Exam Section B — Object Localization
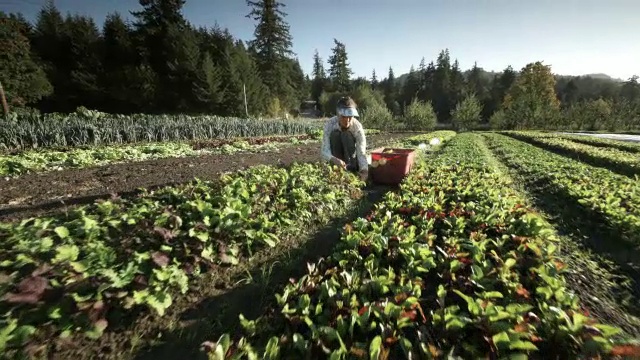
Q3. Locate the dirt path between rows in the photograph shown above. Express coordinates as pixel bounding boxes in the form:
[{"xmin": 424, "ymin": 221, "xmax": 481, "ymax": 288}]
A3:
[{"xmin": 0, "ymin": 134, "xmax": 409, "ymax": 221}]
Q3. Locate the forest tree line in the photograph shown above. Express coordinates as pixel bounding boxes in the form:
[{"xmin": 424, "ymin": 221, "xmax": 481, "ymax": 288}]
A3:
[{"xmin": 1, "ymin": 0, "xmax": 640, "ymax": 131}]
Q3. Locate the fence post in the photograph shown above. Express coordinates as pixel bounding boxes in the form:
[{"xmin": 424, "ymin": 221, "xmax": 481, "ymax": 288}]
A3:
[{"xmin": 0, "ymin": 81, "xmax": 8, "ymax": 118}]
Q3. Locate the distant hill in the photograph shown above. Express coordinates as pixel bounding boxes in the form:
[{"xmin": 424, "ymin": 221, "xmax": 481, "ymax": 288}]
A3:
[
  {"xmin": 582, "ymin": 73, "xmax": 616, "ymax": 80},
  {"xmin": 395, "ymin": 69, "xmax": 624, "ymax": 86},
  {"xmin": 555, "ymin": 73, "xmax": 624, "ymax": 82},
  {"xmin": 395, "ymin": 68, "xmax": 499, "ymax": 86}
]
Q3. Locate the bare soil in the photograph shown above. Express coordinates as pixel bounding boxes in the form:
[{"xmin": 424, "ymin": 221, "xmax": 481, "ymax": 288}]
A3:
[{"xmin": 0, "ymin": 133, "xmax": 409, "ymax": 221}]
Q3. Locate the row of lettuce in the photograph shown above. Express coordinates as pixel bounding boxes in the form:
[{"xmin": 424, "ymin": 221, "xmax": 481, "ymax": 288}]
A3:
[
  {"xmin": 0, "ymin": 135, "xmax": 311, "ymax": 177},
  {"xmin": 485, "ymin": 133, "xmax": 640, "ymax": 252},
  {"xmin": 0, "ymin": 130, "xmax": 444, "ymax": 357},
  {"xmin": 0, "ymin": 162, "xmax": 367, "ymax": 355},
  {"xmin": 0, "ymin": 130, "xmax": 385, "ymax": 178},
  {"xmin": 502, "ymin": 131, "xmax": 640, "ymax": 178},
  {"xmin": 200, "ymin": 133, "xmax": 637, "ymax": 359},
  {"xmin": 553, "ymin": 133, "xmax": 640, "ymax": 154}
]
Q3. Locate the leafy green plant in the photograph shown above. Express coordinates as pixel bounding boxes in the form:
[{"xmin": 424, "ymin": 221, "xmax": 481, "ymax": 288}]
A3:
[
  {"xmin": 0, "ymin": 161, "xmax": 365, "ymax": 355},
  {"xmin": 503, "ymin": 131, "xmax": 640, "ymax": 176},
  {"xmin": 484, "ymin": 132, "xmax": 640, "ymax": 249},
  {"xmin": 0, "ymin": 112, "xmax": 322, "ymax": 152},
  {"xmin": 0, "ymin": 135, "xmax": 315, "ymax": 177},
  {"xmin": 200, "ymin": 133, "xmax": 637, "ymax": 359}
]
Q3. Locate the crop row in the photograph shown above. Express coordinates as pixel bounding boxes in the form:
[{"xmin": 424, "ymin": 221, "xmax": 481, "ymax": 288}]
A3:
[
  {"xmin": 483, "ymin": 133, "xmax": 640, "ymax": 250},
  {"xmin": 405, "ymin": 131, "xmax": 457, "ymax": 147},
  {"xmin": 503, "ymin": 131, "xmax": 640, "ymax": 177},
  {"xmin": 201, "ymin": 133, "xmax": 635, "ymax": 359},
  {"xmin": 0, "ymin": 135, "xmax": 314, "ymax": 177},
  {"xmin": 0, "ymin": 161, "xmax": 365, "ymax": 356},
  {"xmin": 0, "ymin": 110, "xmax": 322, "ymax": 152},
  {"xmin": 555, "ymin": 134, "xmax": 640, "ymax": 154}
]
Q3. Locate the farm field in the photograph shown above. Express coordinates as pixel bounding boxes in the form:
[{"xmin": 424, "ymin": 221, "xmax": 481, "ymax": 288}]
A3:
[
  {"xmin": 0, "ymin": 135, "xmax": 316, "ymax": 177},
  {"xmin": 560, "ymin": 132, "xmax": 640, "ymax": 144},
  {"xmin": 0, "ymin": 132, "xmax": 401, "ymax": 222},
  {"xmin": 1, "ymin": 128, "xmax": 640, "ymax": 359}
]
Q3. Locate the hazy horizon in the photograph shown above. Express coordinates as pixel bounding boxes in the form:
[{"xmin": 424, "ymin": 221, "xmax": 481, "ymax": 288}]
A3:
[{"xmin": 2, "ymin": 0, "xmax": 638, "ymax": 81}]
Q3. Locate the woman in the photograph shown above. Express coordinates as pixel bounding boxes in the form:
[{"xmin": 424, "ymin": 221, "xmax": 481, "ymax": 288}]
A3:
[{"xmin": 320, "ymin": 96, "xmax": 369, "ymax": 181}]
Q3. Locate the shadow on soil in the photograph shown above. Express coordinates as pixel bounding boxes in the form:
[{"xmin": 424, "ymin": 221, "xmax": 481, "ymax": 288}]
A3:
[
  {"xmin": 570, "ymin": 138, "xmax": 640, "ymax": 154},
  {"xmin": 505, "ymin": 134, "xmax": 640, "ymax": 179},
  {"xmin": 0, "ymin": 191, "xmax": 139, "ymax": 221},
  {"xmin": 0, "ymin": 181, "xmax": 224, "ymax": 222},
  {"xmin": 482, "ymin": 136, "xmax": 640, "ymax": 337},
  {"xmin": 512, "ymin": 175, "xmax": 640, "ymax": 305},
  {"xmin": 132, "ymin": 184, "xmax": 394, "ymax": 360}
]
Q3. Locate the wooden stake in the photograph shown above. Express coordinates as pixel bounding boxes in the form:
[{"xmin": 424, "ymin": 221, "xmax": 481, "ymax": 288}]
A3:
[
  {"xmin": 243, "ymin": 83, "xmax": 249, "ymax": 117},
  {"xmin": 0, "ymin": 81, "xmax": 8, "ymax": 118}
]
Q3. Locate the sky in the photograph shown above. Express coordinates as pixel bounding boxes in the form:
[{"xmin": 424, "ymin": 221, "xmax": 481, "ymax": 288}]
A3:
[{"xmin": 2, "ymin": 0, "xmax": 639, "ymax": 81}]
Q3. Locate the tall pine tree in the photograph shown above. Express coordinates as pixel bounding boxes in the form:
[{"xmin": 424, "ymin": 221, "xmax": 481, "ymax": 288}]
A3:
[
  {"xmin": 131, "ymin": 0, "xmax": 200, "ymax": 112},
  {"xmin": 383, "ymin": 67, "xmax": 400, "ymax": 115},
  {"xmin": 486, "ymin": 65, "xmax": 516, "ymax": 117},
  {"xmin": 401, "ymin": 65, "xmax": 421, "ymax": 111},
  {"xmin": 371, "ymin": 69, "xmax": 378, "ymax": 90},
  {"xmin": 310, "ymin": 49, "xmax": 326, "ymax": 102},
  {"xmin": 64, "ymin": 14, "xmax": 103, "ymax": 110},
  {"xmin": 0, "ymin": 12, "xmax": 52, "ymax": 107},
  {"xmin": 433, "ymin": 49, "xmax": 452, "ymax": 121},
  {"xmin": 246, "ymin": 0, "xmax": 300, "ymax": 111},
  {"xmin": 327, "ymin": 39, "xmax": 352, "ymax": 93},
  {"xmin": 221, "ymin": 40, "xmax": 269, "ymax": 116}
]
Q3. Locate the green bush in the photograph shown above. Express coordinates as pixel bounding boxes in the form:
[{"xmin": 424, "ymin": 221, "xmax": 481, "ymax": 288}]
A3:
[
  {"xmin": 403, "ymin": 98, "xmax": 437, "ymax": 131},
  {"xmin": 451, "ymin": 94, "xmax": 482, "ymax": 131}
]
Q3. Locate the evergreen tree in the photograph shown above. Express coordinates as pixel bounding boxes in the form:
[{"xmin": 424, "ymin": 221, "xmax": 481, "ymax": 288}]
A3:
[
  {"xmin": 466, "ymin": 62, "xmax": 487, "ymax": 98},
  {"xmin": 451, "ymin": 94, "xmax": 482, "ymax": 131},
  {"xmin": 352, "ymin": 77, "xmax": 369, "ymax": 89},
  {"xmin": 163, "ymin": 24, "xmax": 203, "ymax": 112},
  {"xmin": 416, "ymin": 57, "xmax": 427, "ymax": 100},
  {"xmin": 401, "ymin": 65, "xmax": 421, "ymax": 111},
  {"xmin": 561, "ymin": 78, "xmax": 579, "ymax": 106},
  {"xmin": 465, "ymin": 62, "xmax": 489, "ymax": 119},
  {"xmin": 327, "ymin": 39, "xmax": 352, "ymax": 93},
  {"xmin": 287, "ymin": 57, "xmax": 307, "ymax": 105},
  {"xmin": 449, "ymin": 59, "xmax": 466, "ymax": 112},
  {"xmin": 131, "ymin": 0, "xmax": 199, "ymax": 112},
  {"xmin": 486, "ymin": 65, "xmax": 516, "ymax": 117},
  {"xmin": 420, "ymin": 61, "xmax": 436, "ymax": 103},
  {"xmin": 246, "ymin": 0, "xmax": 300, "ymax": 110},
  {"xmin": 371, "ymin": 69, "xmax": 378, "ymax": 90},
  {"xmin": 384, "ymin": 66, "xmax": 399, "ymax": 115},
  {"xmin": 64, "ymin": 14, "xmax": 103, "ymax": 110},
  {"xmin": 193, "ymin": 51, "xmax": 225, "ymax": 113},
  {"xmin": 31, "ymin": 0, "xmax": 68, "ymax": 111},
  {"xmin": 620, "ymin": 75, "xmax": 640, "ymax": 102},
  {"xmin": 221, "ymin": 40, "xmax": 269, "ymax": 116},
  {"xmin": 0, "ymin": 11, "xmax": 52, "ymax": 107},
  {"xmin": 310, "ymin": 49, "xmax": 325, "ymax": 102},
  {"xmin": 433, "ymin": 49, "xmax": 452, "ymax": 121},
  {"xmin": 101, "ymin": 12, "xmax": 148, "ymax": 113}
]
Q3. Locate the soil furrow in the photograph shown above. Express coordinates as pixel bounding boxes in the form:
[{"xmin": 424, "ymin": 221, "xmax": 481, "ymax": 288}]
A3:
[{"xmin": 0, "ymin": 134, "xmax": 408, "ymax": 221}]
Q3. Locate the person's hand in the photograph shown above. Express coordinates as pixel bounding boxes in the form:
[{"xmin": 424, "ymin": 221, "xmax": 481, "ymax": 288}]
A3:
[
  {"xmin": 330, "ymin": 157, "xmax": 346, "ymax": 169},
  {"xmin": 359, "ymin": 169, "xmax": 369, "ymax": 182}
]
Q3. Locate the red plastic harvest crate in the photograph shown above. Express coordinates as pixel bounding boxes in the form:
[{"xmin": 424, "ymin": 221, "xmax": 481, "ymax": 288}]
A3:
[{"xmin": 369, "ymin": 147, "xmax": 417, "ymax": 185}]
